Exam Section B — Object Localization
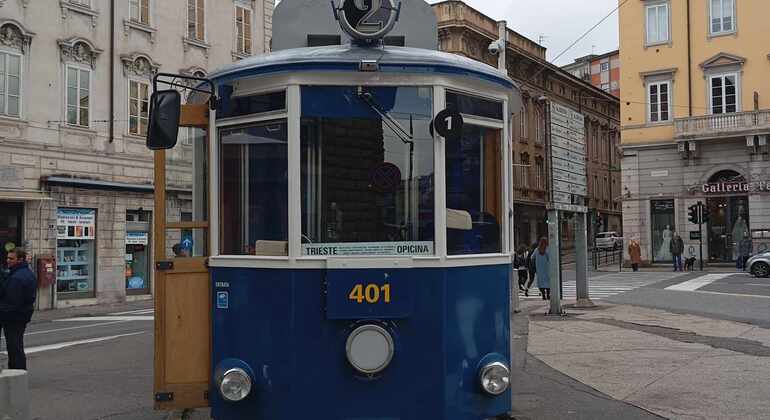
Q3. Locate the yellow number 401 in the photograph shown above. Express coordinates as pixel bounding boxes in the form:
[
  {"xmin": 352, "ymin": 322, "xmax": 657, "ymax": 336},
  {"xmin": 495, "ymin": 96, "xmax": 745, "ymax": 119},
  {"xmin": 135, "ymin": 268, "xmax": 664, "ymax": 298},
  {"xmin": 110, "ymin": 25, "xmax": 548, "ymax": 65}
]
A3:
[{"xmin": 349, "ymin": 283, "xmax": 391, "ymax": 304}]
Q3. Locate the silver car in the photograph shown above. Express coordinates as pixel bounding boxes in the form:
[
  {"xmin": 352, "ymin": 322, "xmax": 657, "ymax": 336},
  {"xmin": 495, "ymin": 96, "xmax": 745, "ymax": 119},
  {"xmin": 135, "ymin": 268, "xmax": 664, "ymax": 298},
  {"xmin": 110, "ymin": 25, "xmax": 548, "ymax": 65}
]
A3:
[{"xmin": 747, "ymin": 251, "xmax": 770, "ymax": 278}]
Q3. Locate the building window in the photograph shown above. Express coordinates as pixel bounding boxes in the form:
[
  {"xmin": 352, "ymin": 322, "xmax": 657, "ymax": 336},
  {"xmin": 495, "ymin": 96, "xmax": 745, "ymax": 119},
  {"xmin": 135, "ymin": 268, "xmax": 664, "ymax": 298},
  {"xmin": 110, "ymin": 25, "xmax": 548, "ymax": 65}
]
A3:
[
  {"xmin": 710, "ymin": 0, "xmax": 735, "ymax": 35},
  {"xmin": 69, "ymin": 0, "xmax": 91, "ymax": 6},
  {"xmin": 710, "ymin": 73, "xmax": 738, "ymax": 114},
  {"xmin": 187, "ymin": 0, "xmax": 205, "ymax": 41},
  {"xmin": 601, "ymin": 83, "xmax": 610, "ymax": 92},
  {"xmin": 600, "ymin": 62, "xmax": 610, "ymax": 72},
  {"xmin": 648, "ymin": 81, "xmax": 671, "ymax": 122},
  {"xmin": 235, "ymin": 5, "xmax": 253, "ymax": 55},
  {"xmin": 66, "ymin": 66, "xmax": 90, "ymax": 128},
  {"xmin": 129, "ymin": 0, "xmax": 150, "ymax": 25},
  {"xmin": 0, "ymin": 52, "xmax": 22, "ymax": 118},
  {"xmin": 646, "ymin": 2, "xmax": 669, "ymax": 45},
  {"xmin": 128, "ymin": 80, "xmax": 150, "ymax": 136},
  {"xmin": 535, "ymin": 156, "xmax": 545, "ymax": 190},
  {"xmin": 534, "ymin": 106, "xmax": 544, "ymax": 145},
  {"xmin": 520, "ymin": 153, "xmax": 530, "ymax": 188},
  {"xmin": 519, "ymin": 101, "xmax": 528, "ymax": 140}
]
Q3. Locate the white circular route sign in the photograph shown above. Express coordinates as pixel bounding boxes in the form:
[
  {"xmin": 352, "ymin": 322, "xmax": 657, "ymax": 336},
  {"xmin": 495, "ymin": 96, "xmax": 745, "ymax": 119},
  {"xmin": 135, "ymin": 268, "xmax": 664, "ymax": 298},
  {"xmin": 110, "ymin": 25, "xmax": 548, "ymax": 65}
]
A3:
[{"xmin": 336, "ymin": 0, "xmax": 400, "ymax": 42}]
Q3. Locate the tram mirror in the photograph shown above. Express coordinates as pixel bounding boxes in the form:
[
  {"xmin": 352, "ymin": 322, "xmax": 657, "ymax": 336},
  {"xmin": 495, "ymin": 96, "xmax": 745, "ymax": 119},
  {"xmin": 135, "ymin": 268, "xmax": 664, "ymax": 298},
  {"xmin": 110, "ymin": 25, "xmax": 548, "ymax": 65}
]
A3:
[
  {"xmin": 147, "ymin": 90, "xmax": 182, "ymax": 150},
  {"xmin": 431, "ymin": 109, "xmax": 463, "ymax": 141}
]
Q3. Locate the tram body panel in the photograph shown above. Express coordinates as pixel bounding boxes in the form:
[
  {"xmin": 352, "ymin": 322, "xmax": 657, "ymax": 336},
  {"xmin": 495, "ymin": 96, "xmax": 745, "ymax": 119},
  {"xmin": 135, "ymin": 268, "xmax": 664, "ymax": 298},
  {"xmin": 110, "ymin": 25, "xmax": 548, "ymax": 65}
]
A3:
[{"xmin": 210, "ymin": 265, "xmax": 511, "ymax": 420}]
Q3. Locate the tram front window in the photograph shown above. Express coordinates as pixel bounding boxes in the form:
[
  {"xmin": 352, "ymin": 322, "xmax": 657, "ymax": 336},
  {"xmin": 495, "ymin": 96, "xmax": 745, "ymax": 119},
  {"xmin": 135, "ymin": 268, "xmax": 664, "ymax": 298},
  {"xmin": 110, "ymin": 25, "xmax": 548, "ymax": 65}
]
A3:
[{"xmin": 300, "ymin": 86, "xmax": 435, "ymax": 257}]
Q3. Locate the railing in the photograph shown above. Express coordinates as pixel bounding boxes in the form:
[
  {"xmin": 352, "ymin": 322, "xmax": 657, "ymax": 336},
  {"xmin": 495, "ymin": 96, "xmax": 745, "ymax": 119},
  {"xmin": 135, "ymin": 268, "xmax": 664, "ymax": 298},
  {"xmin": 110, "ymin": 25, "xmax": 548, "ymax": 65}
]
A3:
[
  {"xmin": 591, "ymin": 247, "xmax": 622, "ymax": 271},
  {"xmin": 675, "ymin": 110, "xmax": 770, "ymax": 139}
]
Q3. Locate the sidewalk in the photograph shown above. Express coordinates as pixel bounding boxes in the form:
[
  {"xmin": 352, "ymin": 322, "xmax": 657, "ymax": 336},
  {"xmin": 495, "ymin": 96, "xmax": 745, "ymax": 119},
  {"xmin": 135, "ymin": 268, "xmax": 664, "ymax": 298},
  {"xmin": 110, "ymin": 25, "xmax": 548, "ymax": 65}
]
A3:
[
  {"xmin": 30, "ymin": 298, "xmax": 154, "ymax": 324},
  {"xmin": 524, "ymin": 300, "xmax": 770, "ymax": 419}
]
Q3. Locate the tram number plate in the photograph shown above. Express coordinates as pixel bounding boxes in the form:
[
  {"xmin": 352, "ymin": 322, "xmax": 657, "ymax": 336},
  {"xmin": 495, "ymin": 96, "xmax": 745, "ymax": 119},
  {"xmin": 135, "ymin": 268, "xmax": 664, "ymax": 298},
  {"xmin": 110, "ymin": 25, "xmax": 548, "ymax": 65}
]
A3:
[{"xmin": 326, "ymin": 269, "xmax": 413, "ymax": 320}]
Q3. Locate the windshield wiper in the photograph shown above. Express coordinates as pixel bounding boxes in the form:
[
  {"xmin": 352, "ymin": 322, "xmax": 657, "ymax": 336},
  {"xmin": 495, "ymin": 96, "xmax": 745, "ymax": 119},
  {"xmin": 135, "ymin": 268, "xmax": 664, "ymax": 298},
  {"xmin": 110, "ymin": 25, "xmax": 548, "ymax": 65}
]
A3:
[{"xmin": 357, "ymin": 87, "xmax": 414, "ymax": 143}]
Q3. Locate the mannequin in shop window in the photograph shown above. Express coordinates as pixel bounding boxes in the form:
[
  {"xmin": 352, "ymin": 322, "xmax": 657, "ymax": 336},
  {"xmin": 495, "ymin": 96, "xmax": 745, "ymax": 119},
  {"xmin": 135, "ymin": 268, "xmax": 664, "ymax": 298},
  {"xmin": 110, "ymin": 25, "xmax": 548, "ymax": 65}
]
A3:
[
  {"xmin": 656, "ymin": 225, "xmax": 672, "ymax": 261},
  {"xmin": 732, "ymin": 216, "xmax": 748, "ymax": 260}
]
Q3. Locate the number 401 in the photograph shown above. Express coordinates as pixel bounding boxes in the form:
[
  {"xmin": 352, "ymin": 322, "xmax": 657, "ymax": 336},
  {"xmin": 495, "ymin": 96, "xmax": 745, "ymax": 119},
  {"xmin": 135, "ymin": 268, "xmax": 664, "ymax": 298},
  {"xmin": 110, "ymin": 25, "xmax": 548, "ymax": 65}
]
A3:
[{"xmin": 349, "ymin": 283, "xmax": 391, "ymax": 304}]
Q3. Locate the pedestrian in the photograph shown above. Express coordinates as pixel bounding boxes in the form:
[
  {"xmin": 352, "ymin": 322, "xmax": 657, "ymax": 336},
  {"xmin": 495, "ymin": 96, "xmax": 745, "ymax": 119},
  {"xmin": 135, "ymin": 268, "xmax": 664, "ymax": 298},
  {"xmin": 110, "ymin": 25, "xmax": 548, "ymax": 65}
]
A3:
[
  {"xmin": 513, "ymin": 246, "xmax": 529, "ymax": 292},
  {"xmin": 628, "ymin": 237, "xmax": 642, "ymax": 272},
  {"xmin": 738, "ymin": 233, "xmax": 752, "ymax": 271},
  {"xmin": 0, "ymin": 247, "xmax": 37, "ymax": 370},
  {"xmin": 535, "ymin": 238, "xmax": 551, "ymax": 300},
  {"xmin": 670, "ymin": 233, "xmax": 684, "ymax": 272},
  {"xmin": 524, "ymin": 242, "xmax": 538, "ymax": 297},
  {"xmin": 172, "ymin": 243, "xmax": 190, "ymax": 258}
]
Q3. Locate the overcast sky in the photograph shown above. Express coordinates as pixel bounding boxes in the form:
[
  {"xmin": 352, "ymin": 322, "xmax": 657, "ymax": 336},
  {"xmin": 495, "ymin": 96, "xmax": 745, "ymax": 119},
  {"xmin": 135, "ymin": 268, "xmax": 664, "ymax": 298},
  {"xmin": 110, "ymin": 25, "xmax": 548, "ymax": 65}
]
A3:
[{"xmin": 427, "ymin": 0, "xmax": 620, "ymax": 66}]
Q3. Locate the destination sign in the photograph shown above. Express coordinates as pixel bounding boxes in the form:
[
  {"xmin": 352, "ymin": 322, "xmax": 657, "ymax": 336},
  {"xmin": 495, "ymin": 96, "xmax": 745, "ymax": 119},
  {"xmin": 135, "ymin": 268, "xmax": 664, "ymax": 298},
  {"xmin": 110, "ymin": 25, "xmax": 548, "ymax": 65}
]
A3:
[
  {"xmin": 551, "ymin": 103, "xmax": 585, "ymax": 134},
  {"xmin": 551, "ymin": 134, "xmax": 586, "ymax": 155},
  {"xmin": 553, "ymin": 168, "xmax": 587, "ymax": 186},
  {"xmin": 552, "ymin": 191, "xmax": 575, "ymax": 204},
  {"xmin": 554, "ymin": 179, "xmax": 587, "ymax": 196},
  {"xmin": 551, "ymin": 145, "xmax": 584, "ymax": 163},
  {"xmin": 551, "ymin": 124, "xmax": 585, "ymax": 144},
  {"xmin": 552, "ymin": 203, "xmax": 589, "ymax": 213},
  {"xmin": 552, "ymin": 157, "xmax": 585, "ymax": 175}
]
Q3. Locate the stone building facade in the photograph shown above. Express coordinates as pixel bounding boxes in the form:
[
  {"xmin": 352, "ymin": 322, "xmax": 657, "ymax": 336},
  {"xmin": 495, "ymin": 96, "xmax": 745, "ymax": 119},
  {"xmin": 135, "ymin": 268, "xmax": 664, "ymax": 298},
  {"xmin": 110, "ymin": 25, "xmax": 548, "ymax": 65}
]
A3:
[
  {"xmin": 0, "ymin": 0, "xmax": 273, "ymax": 309},
  {"xmin": 432, "ymin": 1, "xmax": 622, "ymax": 250}
]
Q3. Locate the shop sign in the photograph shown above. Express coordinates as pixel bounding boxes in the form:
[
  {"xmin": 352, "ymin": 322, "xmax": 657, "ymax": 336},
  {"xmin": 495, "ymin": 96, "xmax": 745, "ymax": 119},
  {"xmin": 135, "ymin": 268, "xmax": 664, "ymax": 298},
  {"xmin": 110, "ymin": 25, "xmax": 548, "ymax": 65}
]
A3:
[
  {"xmin": 701, "ymin": 181, "xmax": 770, "ymax": 194},
  {"xmin": 302, "ymin": 241, "xmax": 433, "ymax": 256},
  {"xmin": 57, "ymin": 208, "xmax": 96, "ymax": 240},
  {"xmin": 126, "ymin": 232, "xmax": 149, "ymax": 245}
]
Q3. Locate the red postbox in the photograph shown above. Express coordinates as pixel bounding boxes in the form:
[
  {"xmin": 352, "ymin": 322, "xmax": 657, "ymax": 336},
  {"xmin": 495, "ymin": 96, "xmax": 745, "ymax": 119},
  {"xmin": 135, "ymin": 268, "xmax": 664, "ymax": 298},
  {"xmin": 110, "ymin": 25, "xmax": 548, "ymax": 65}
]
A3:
[{"xmin": 36, "ymin": 255, "xmax": 56, "ymax": 288}]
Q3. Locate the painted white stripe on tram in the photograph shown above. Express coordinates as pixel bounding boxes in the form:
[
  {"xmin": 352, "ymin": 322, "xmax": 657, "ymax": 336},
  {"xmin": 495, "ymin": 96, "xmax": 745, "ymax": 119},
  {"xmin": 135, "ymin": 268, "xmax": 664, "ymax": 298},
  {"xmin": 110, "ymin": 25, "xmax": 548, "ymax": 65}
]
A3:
[
  {"xmin": 3, "ymin": 332, "xmax": 145, "ymax": 355},
  {"xmin": 665, "ymin": 273, "xmax": 733, "ymax": 291},
  {"xmin": 54, "ymin": 316, "xmax": 154, "ymax": 322}
]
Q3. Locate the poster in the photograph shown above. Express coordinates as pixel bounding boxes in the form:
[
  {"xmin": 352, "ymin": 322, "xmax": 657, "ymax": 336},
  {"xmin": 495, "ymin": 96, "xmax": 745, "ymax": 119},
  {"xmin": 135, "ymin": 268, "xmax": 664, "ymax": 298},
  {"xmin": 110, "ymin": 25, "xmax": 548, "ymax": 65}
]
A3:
[
  {"xmin": 57, "ymin": 209, "xmax": 96, "ymax": 240},
  {"xmin": 126, "ymin": 232, "xmax": 149, "ymax": 245}
]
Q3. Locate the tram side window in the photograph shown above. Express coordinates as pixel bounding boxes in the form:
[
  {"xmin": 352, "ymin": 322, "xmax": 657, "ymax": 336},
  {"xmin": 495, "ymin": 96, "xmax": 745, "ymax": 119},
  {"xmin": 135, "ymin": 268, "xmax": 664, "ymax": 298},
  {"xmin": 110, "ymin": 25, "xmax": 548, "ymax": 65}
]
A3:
[
  {"xmin": 220, "ymin": 121, "xmax": 289, "ymax": 255},
  {"xmin": 300, "ymin": 86, "xmax": 435, "ymax": 257},
  {"xmin": 445, "ymin": 91, "xmax": 503, "ymax": 255},
  {"xmin": 217, "ymin": 84, "xmax": 286, "ymax": 119}
]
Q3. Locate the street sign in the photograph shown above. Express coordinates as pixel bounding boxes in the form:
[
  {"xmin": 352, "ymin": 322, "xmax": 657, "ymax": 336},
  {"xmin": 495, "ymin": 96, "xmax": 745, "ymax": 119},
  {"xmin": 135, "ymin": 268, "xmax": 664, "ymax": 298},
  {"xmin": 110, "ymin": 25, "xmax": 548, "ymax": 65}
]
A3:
[
  {"xmin": 690, "ymin": 231, "xmax": 702, "ymax": 240},
  {"xmin": 549, "ymin": 102, "xmax": 586, "ymax": 213}
]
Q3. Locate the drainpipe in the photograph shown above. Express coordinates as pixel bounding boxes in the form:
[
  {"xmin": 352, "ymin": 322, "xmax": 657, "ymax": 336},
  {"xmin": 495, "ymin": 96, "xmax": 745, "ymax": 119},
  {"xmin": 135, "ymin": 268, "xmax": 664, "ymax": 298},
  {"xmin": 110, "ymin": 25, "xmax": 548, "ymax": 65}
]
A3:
[
  {"xmin": 686, "ymin": 0, "xmax": 693, "ymax": 117},
  {"xmin": 109, "ymin": 0, "xmax": 115, "ymax": 142}
]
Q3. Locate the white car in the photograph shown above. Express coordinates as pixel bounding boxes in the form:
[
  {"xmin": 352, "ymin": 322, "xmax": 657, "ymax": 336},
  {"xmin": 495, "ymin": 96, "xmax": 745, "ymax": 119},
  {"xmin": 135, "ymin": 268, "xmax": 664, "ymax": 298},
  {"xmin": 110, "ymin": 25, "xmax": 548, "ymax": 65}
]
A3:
[{"xmin": 595, "ymin": 232, "xmax": 623, "ymax": 250}]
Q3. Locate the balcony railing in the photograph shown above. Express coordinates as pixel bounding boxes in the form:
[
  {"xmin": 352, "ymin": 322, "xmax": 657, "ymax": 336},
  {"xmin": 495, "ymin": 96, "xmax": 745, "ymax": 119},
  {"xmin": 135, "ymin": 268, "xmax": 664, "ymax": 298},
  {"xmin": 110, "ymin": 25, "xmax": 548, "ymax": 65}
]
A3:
[
  {"xmin": 513, "ymin": 166, "xmax": 546, "ymax": 192},
  {"xmin": 675, "ymin": 110, "xmax": 770, "ymax": 140}
]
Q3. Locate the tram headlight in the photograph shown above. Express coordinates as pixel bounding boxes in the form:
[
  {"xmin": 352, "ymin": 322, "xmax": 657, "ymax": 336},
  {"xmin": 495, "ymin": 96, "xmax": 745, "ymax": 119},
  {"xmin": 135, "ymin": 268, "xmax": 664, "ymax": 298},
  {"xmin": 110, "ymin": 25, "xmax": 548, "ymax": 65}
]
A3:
[
  {"xmin": 478, "ymin": 361, "xmax": 510, "ymax": 396},
  {"xmin": 345, "ymin": 324, "xmax": 395, "ymax": 375},
  {"xmin": 217, "ymin": 368, "xmax": 252, "ymax": 402}
]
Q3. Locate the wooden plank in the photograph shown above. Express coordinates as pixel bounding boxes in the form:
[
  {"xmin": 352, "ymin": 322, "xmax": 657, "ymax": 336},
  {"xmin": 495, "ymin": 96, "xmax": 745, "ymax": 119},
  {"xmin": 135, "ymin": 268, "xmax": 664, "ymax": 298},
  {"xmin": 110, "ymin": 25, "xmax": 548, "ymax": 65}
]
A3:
[{"xmin": 179, "ymin": 104, "xmax": 209, "ymax": 128}]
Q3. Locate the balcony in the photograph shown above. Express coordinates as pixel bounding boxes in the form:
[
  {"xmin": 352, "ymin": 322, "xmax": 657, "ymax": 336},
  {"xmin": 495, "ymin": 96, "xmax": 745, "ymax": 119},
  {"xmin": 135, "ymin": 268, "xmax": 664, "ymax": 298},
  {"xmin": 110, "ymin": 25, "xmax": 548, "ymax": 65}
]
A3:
[{"xmin": 675, "ymin": 110, "xmax": 770, "ymax": 141}]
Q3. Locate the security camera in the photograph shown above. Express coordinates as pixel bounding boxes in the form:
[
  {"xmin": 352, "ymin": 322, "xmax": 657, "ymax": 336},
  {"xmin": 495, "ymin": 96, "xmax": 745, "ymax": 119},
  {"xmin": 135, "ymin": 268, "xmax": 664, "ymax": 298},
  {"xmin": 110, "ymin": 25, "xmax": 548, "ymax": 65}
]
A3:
[{"xmin": 488, "ymin": 40, "xmax": 502, "ymax": 55}]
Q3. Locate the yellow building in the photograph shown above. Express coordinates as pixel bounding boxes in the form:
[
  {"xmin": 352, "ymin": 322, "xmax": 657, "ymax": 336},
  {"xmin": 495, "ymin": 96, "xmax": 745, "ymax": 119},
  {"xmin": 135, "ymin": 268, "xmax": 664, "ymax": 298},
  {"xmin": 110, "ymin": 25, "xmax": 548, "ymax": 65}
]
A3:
[{"xmin": 619, "ymin": 0, "xmax": 770, "ymax": 266}]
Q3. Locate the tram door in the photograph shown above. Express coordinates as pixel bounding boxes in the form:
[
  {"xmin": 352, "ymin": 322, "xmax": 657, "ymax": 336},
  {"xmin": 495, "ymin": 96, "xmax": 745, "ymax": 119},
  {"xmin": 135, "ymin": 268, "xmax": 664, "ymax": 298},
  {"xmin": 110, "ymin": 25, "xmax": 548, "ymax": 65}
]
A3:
[{"xmin": 152, "ymin": 103, "xmax": 211, "ymax": 410}]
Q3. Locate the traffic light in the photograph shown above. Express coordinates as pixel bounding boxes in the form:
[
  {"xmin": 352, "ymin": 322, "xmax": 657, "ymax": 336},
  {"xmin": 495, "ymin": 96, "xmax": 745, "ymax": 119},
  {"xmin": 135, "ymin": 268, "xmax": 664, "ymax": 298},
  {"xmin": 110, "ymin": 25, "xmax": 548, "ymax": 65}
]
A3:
[
  {"xmin": 688, "ymin": 204, "xmax": 699, "ymax": 224},
  {"xmin": 700, "ymin": 204, "xmax": 710, "ymax": 224}
]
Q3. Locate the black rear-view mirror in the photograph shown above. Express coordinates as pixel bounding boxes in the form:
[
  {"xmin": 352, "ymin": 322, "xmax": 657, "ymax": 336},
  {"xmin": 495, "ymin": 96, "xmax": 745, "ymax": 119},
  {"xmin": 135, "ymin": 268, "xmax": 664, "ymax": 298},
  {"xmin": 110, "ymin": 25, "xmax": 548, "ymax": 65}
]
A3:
[{"xmin": 147, "ymin": 90, "xmax": 181, "ymax": 150}]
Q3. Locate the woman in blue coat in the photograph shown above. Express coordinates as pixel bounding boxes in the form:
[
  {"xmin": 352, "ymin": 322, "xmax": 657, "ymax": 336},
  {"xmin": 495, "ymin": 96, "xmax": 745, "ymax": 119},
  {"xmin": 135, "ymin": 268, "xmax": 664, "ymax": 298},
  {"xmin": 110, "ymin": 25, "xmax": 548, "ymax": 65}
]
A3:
[{"xmin": 534, "ymin": 238, "xmax": 551, "ymax": 300}]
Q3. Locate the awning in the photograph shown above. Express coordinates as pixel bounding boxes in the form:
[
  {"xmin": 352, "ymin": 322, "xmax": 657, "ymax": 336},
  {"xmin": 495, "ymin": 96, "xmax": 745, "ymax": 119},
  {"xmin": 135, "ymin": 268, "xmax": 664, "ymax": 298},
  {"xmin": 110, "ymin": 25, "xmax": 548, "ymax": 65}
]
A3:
[
  {"xmin": 0, "ymin": 190, "xmax": 51, "ymax": 201},
  {"xmin": 41, "ymin": 176, "xmax": 191, "ymax": 194}
]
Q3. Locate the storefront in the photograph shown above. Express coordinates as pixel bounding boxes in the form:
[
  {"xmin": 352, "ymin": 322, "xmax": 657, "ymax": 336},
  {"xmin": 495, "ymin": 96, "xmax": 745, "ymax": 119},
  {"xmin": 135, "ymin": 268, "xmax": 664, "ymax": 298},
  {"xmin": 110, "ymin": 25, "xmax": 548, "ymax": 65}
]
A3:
[
  {"xmin": 56, "ymin": 208, "xmax": 97, "ymax": 298},
  {"xmin": 125, "ymin": 210, "xmax": 152, "ymax": 295},
  {"xmin": 650, "ymin": 200, "xmax": 676, "ymax": 263}
]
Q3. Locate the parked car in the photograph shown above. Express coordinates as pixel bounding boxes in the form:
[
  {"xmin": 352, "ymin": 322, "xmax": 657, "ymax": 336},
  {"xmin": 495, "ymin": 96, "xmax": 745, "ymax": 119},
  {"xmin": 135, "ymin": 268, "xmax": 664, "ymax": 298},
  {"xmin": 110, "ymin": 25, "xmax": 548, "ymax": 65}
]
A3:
[
  {"xmin": 747, "ymin": 251, "xmax": 770, "ymax": 278},
  {"xmin": 595, "ymin": 231, "xmax": 623, "ymax": 250}
]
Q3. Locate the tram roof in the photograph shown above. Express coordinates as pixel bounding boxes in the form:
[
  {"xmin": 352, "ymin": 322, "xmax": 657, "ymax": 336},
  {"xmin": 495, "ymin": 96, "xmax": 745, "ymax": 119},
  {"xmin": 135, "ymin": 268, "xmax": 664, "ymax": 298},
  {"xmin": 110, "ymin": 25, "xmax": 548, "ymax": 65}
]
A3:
[{"xmin": 208, "ymin": 45, "xmax": 516, "ymax": 90}]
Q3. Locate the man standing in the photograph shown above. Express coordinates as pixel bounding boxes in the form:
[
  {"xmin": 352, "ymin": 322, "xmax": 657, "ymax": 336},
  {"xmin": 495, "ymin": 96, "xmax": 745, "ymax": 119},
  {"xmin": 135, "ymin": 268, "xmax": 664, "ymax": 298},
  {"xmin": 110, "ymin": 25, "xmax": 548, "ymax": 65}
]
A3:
[
  {"xmin": 670, "ymin": 233, "xmax": 685, "ymax": 272},
  {"xmin": 0, "ymin": 248, "xmax": 37, "ymax": 370}
]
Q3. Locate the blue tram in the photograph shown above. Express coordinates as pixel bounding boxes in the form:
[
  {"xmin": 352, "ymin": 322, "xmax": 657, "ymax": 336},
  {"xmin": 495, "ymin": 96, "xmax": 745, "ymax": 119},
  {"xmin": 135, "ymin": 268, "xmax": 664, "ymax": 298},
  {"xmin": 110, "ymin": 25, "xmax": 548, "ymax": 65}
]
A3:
[{"xmin": 147, "ymin": 1, "xmax": 521, "ymax": 419}]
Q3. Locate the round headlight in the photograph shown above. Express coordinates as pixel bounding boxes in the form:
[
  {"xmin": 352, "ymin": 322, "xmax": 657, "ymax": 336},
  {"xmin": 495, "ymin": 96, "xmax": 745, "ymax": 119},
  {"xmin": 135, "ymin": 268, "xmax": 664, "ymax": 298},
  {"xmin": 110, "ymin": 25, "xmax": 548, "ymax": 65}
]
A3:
[
  {"xmin": 345, "ymin": 324, "xmax": 395, "ymax": 374},
  {"xmin": 478, "ymin": 361, "xmax": 510, "ymax": 396},
  {"xmin": 218, "ymin": 368, "xmax": 252, "ymax": 402}
]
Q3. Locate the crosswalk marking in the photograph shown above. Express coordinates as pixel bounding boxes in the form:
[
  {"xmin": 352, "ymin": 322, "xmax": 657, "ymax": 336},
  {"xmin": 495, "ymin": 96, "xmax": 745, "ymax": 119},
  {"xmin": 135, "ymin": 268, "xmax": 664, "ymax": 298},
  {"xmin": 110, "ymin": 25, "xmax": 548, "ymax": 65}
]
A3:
[
  {"xmin": 664, "ymin": 273, "xmax": 734, "ymax": 291},
  {"xmin": 519, "ymin": 272, "xmax": 687, "ymax": 300}
]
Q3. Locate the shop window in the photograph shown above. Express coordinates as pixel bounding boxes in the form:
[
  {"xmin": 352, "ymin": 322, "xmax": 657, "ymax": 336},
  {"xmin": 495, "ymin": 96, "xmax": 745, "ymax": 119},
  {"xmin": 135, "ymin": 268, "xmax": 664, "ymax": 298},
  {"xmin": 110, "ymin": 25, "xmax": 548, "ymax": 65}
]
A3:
[
  {"xmin": 220, "ymin": 120, "xmax": 288, "ymax": 255},
  {"xmin": 56, "ymin": 208, "xmax": 96, "ymax": 297},
  {"xmin": 650, "ymin": 200, "xmax": 675, "ymax": 263},
  {"xmin": 0, "ymin": 203, "xmax": 23, "ymax": 275},
  {"xmin": 125, "ymin": 209, "xmax": 151, "ymax": 295},
  {"xmin": 300, "ymin": 86, "xmax": 435, "ymax": 256}
]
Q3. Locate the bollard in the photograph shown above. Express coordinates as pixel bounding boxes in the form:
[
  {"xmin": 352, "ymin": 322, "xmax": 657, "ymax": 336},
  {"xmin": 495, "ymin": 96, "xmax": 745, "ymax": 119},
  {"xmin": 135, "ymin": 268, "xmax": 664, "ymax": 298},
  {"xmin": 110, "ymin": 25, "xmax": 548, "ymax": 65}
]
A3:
[{"xmin": 0, "ymin": 369, "xmax": 29, "ymax": 420}]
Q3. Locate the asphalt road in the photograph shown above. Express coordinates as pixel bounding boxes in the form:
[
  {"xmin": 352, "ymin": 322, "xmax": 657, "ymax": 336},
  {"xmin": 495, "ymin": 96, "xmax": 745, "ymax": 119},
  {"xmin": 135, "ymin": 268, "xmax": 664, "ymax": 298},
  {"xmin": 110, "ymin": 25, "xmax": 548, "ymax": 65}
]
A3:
[
  {"xmin": 608, "ymin": 271, "xmax": 770, "ymax": 327},
  {"xmin": 1, "ymin": 308, "xmax": 165, "ymax": 420}
]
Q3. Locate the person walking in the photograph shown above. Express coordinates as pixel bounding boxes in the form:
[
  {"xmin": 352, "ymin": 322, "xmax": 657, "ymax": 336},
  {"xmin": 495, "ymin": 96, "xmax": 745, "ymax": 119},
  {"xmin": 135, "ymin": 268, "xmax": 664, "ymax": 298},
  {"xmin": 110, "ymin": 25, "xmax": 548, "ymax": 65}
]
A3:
[
  {"xmin": 535, "ymin": 238, "xmax": 551, "ymax": 300},
  {"xmin": 524, "ymin": 242, "xmax": 538, "ymax": 297},
  {"xmin": 670, "ymin": 233, "xmax": 684, "ymax": 272},
  {"xmin": 0, "ymin": 247, "xmax": 37, "ymax": 370},
  {"xmin": 513, "ymin": 246, "xmax": 529, "ymax": 292},
  {"xmin": 628, "ymin": 238, "xmax": 642, "ymax": 272}
]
